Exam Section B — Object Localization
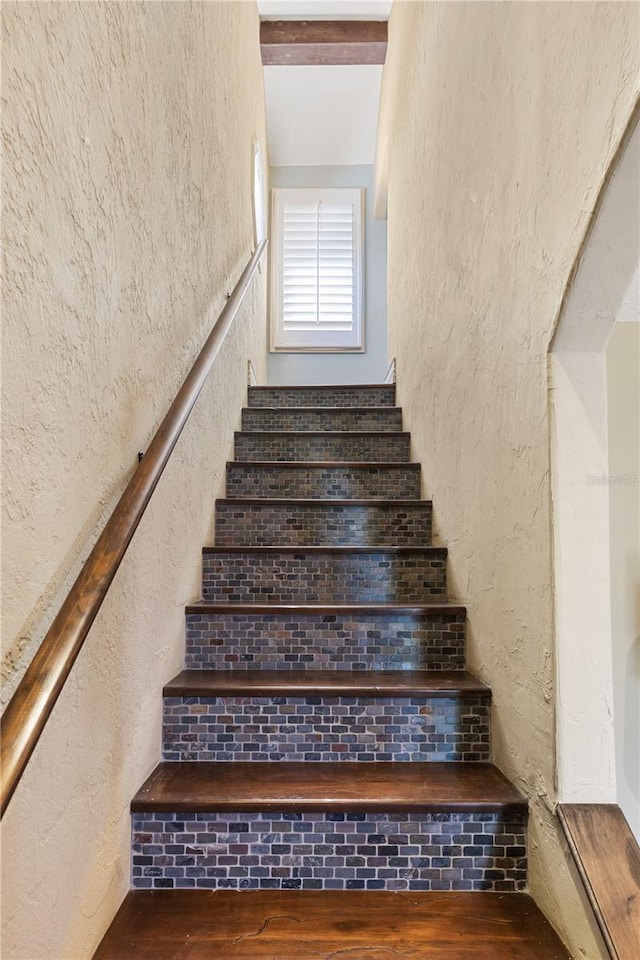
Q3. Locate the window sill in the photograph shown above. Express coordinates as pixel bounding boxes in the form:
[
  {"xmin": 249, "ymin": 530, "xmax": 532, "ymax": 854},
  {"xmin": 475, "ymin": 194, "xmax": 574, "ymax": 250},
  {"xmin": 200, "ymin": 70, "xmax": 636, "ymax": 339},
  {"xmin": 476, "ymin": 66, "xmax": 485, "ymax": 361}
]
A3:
[{"xmin": 270, "ymin": 345, "xmax": 365, "ymax": 354}]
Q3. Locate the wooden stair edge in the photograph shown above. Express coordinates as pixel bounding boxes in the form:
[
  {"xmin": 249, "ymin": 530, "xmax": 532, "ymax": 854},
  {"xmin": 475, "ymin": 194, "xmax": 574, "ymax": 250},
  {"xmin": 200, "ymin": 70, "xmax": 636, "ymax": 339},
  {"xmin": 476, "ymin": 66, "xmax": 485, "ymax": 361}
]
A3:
[
  {"xmin": 185, "ymin": 601, "xmax": 467, "ymax": 615},
  {"xmin": 557, "ymin": 803, "xmax": 640, "ymax": 960},
  {"xmin": 242, "ymin": 405, "xmax": 403, "ymax": 413},
  {"xmin": 163, "ymin": 668, "xmax": 491, "ymax": 698},
  {"xmin": 235, "ymin": 430, "xmax": 411, "ymax": 437},
  {"xmin": 214, "ymin": 497, "xmax": 432, "ymax": 506},
  {"xmin": 131, "ymin": 761, "xmax": 527, "ymax": 815},
  {"xmin": 227, "ymin": 459, "xmax": 421, "ymax": 468},
  {"xmin": 248, "ymin": 383, "xmax": 395, "ymax": 391},
  {"xmin": 202, "ymin": 544, "xmax": 446, "ymax": 555}
]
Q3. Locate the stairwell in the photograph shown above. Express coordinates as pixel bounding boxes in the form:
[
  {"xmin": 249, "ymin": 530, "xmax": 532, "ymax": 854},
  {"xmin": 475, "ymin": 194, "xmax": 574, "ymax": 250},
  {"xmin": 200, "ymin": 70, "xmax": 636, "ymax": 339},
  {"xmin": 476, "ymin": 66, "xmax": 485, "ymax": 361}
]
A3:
[{"xmin": 95, "ymin": 383, "xmax": 570, "ymax": 958}]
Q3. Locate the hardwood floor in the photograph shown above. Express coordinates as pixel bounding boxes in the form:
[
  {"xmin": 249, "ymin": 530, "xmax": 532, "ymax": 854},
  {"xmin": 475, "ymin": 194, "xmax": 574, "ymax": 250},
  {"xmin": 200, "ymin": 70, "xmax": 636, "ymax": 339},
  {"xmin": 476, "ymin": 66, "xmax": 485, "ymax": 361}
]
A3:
[{"xmin": 93, "ymin": 890, "xmax": 572, "ymax": 959}]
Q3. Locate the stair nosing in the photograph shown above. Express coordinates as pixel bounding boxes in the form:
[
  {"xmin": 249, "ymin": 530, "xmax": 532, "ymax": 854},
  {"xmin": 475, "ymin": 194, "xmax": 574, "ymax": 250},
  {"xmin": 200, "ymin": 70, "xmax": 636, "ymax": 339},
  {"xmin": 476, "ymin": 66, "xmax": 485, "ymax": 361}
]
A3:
[
  {"xmin": 248, "ymin": 384, "xmax": 394, "ymax": 391},
  {"xmin": 164, "ymin": 668, "xmax": 490, "ymax": 698},
  {"xmin": 186, "ymin": 601, "xmax": 466, "ymax": 615},
  {"xmin": 227, "ymin": 460, "xmax": 421, "ymax": 469},
  {"xmin": 215, "ymin": 497, "xmax": 431, "ymax": 506},
  {"xmin": 235, "ymin": 430, "xmax": 411, "ymax": 438},
  {"xmin": 242, "ymin": 406, "xmax": 403, "ymax": 414},
  {"xmin": 202, "ymin": 545, "xmax": 446, "ymax": 555},
  {"xmin": 131, "ymin": 761, "xmax": 526, "ymax": 815}
]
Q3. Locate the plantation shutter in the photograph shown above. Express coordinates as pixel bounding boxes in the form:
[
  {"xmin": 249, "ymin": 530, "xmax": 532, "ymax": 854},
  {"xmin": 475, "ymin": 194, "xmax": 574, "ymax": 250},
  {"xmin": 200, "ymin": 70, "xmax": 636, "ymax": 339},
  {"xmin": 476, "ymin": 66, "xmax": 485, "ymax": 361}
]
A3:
[{"xmin": 271, "ymin": 188, "xmax": 364, "ymax": 351}]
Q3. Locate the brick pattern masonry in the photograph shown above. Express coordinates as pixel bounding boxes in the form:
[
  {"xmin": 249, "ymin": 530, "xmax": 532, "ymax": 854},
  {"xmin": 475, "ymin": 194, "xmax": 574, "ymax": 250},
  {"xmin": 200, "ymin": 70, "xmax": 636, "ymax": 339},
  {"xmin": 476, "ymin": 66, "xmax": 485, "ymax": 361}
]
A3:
[
  {"xmin": 241, "ymin": 408, "xmax": 403, "ymax": 433},
  {"xmin": 234, "ymin": 432, "xmax": 411, "ymax": 463},
  {"xmin": 132, "ymin": 811, "xmax": 527, "ymax": 892},
  {"xmin": 248, "ymin": 387, "xmax": 396, "ymax": 408},
  {"xmin": 226, "ymin": 464, "xmax": 422, "ymax": 500},
  {"xmin": 214, "ymin": 501, "xmax": 432, "ymax": 547},
  {"xmin": 185, "ymin": 611, "xmax": 467, "ymax": 671},
  {"xmin": 130, "ymin": 386, "xmax": 528, "ymax": 895},
  {"xmin": 162, "ymin": 695, "xmax": 491, "ymax": 763},
  {"xmin": 202, "ymin": 550, "xmax": 447, "ymax": 603}
]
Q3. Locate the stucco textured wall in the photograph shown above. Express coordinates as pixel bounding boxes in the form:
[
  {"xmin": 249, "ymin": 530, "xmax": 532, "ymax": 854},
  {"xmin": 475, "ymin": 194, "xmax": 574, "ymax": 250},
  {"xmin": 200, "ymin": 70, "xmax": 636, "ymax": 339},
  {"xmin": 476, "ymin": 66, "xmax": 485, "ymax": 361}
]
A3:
[
  {"xmin": 1, "ymin": 2, "xmax": 267, "ymax": 957},
  {"xmin": 380, "ymin": 1, "xmax": 639, "ymax": 956}
]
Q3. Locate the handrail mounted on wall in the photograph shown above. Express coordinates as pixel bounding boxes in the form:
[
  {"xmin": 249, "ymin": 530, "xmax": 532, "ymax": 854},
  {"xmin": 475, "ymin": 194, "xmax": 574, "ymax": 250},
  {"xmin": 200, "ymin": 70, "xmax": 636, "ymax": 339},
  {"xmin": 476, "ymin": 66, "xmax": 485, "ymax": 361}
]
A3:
[{"xmin": 0, "ymin": 240, "xmax": 267, "ymax": 817}]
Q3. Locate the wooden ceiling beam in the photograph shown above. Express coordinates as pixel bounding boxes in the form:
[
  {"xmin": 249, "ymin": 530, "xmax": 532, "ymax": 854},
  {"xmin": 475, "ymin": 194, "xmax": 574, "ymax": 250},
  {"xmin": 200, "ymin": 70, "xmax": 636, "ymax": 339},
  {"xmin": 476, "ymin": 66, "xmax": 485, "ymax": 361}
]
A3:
[{"xmin": 260, "ymin": 20, "xmax": 387, "ymax": 66}]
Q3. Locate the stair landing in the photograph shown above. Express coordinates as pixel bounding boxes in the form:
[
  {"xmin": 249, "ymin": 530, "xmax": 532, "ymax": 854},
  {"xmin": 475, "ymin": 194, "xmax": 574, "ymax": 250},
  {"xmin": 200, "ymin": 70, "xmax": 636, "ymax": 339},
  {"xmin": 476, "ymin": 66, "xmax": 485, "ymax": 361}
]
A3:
[{"xmin": 93, "ymin": 890, "xmax": 572, "ymax": 959}]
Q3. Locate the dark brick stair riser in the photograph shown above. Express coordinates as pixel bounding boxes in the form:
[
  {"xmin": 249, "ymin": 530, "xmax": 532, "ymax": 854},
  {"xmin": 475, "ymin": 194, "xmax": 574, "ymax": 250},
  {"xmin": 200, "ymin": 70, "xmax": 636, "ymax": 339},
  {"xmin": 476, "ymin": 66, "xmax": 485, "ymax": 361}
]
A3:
[
  {"xmin": 226, "ymin": 463, "xmax": 422, "ymax": 500},
  {"xmin": 202, "ymin": 550, "xmax": 447, "ymax": 603},
  {"xmin": 116, "ymin": 381, "xmax": 534, "ymax": 915},
  {"xmin": 185, "ymin": 610, "xmax": 466, "ymax": 672},
  {"xmin": 248, "ymin": 386, "xmax": 396, "ymax": 408},
  {"xmin": 235, "ymin": 432, "xmax": 411, "ymax": 463},
  {"xmin": 162, "ymin": 693, "xmax": 491, "ymax": 763},
  {"xmin": 241, "ymin": 408, "xmax": 403, "ymax": 433},
  {"xmin": 214, "ymin": 501, "xmax": 432, "ymax": 547},
  {"xmin": 131, "ymin": 810, "xmax": 527, "ymax": 892}
]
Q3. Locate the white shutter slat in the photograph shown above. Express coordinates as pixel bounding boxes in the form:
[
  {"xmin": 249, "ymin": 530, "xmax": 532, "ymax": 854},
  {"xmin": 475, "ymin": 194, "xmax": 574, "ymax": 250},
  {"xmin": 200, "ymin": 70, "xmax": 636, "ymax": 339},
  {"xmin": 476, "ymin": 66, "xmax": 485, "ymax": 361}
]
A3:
[{"xmin": 282, "ymin": 197, "xmax": 354, "ymax": 331}]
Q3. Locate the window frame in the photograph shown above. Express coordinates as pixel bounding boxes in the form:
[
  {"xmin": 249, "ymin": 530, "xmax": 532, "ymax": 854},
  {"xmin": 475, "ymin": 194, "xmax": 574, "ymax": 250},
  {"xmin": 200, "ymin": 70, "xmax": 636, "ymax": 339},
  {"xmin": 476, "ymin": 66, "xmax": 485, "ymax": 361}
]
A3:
[
  {"xmin": 270, "ymin": 186, "xmax": 365, "ymax": 353},
  {"xmin": 252, "ymin": 139, "xmax": 267, "ymax": 247}
]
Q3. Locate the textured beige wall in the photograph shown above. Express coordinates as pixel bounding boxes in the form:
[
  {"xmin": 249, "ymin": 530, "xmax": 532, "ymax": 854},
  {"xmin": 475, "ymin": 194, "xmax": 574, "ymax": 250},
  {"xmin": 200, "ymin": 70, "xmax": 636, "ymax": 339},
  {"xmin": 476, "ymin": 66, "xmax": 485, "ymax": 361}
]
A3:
[
  {"xmin": 1, "ymin": 2, "xmax": 266, "ymax": 957},
  {"xmin": 380, "ymin": 1, "xmax": 639, "ymax": 956},
  {"xmin": 607, "ymin": 320, "xmax": 640, "ymax": 837}
]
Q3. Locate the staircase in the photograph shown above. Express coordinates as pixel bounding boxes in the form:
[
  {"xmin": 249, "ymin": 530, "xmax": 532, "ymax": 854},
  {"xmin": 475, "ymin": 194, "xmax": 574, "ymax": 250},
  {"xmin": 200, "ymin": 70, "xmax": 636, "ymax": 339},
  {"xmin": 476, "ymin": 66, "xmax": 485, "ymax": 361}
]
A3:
[{"xmin": 95, "ymin": 384, "xmax": 570, "ymax": 958}]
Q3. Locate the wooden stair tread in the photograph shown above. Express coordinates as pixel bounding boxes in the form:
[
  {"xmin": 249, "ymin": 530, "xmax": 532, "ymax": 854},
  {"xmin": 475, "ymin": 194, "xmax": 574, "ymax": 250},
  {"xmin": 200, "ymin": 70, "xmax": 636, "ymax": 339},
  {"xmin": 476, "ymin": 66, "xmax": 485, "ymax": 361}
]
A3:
[
  {"xmin": 250, "ymin": 383, "xmax": 393, "ymax": 390},
  {"xmin": 558, "ymin": 804, "xmax": 640, "ymax": 960},
  {"xmin": 164, "ymin": 668, "xmax": 489, "ymax": 698},
  {"xmin": 229, "ymin": 460, "xmax": 420, "ymax": 467},
  {"xmin": 186, "ymin": 600, "xmax": 466, "ymax": 615},
  {"xmin": 93, "ymin": 890, "xmax": 571, "ymax": 960},
  {"xmin": 131, "ymin": 761, "xmax": 525, "ymax": 813},
  {"xmin": 235, "ymin": 430, "xmax": 411, "ymax": 437},
  {"xmin": 202, "ymin": 544, "xmax": 446, "ymax": 555},
  {"xmin": 242, "ymin": 405, "xmax": 403, "ymax": 413},
  {"xmin": 216, "ymin": 497, "xmax": 430, "ymax": 506}
]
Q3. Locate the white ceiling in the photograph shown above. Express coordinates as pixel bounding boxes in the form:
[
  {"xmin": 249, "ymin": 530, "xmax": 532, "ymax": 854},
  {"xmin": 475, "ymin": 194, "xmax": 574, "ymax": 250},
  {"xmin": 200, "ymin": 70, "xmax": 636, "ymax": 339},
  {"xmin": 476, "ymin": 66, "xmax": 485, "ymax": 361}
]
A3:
[
  {"xmin": 259, "ymin": 1, "xmax": 391, "ymax": 167},
  {"xmin": 258, "ymin": 1, "xmax": 392, "ymax": 20},
  {"xmin": 264, "ymin": 65, "xmax": 382, "ymax": 166}
]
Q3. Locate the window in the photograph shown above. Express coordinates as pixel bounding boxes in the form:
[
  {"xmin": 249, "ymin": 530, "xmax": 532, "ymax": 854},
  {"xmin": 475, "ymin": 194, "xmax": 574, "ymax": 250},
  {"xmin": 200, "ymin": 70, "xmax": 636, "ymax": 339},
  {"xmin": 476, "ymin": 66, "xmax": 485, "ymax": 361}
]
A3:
[{"xmin": 270, "ymin": 187, "xmax": 364, "ymax": 352}]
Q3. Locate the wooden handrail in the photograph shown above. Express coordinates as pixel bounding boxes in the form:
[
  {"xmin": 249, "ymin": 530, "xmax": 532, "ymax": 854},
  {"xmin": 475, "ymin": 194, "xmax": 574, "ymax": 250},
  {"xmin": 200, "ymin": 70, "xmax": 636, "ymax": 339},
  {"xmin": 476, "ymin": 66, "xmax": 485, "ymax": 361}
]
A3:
[
  {"xmin": 0, "ymin": 240, "xmax": 267, "ymax": 817},
  {"xmin": 557, "ymin": 803, "xmax": 640, "ymax": 960}
]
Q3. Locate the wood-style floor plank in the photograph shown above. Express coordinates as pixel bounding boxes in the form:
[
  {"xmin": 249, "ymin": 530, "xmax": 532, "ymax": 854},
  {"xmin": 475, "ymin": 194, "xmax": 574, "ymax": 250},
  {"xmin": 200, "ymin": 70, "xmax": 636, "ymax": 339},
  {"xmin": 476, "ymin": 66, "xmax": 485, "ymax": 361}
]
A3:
[
  {"xmin": 131, "ymin": 761, "xmax": 526, "ymax": 814},
  {"xmin": 164, "ymin": 669, "xmax": 490, "ymax": 698},
  {"xmin": 558, "ymin": 804, "xmax": 640, "ymax": 960},
  {"xmin": 93, "ymin": 890, "xmax": 572, "ymax": 959}
]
